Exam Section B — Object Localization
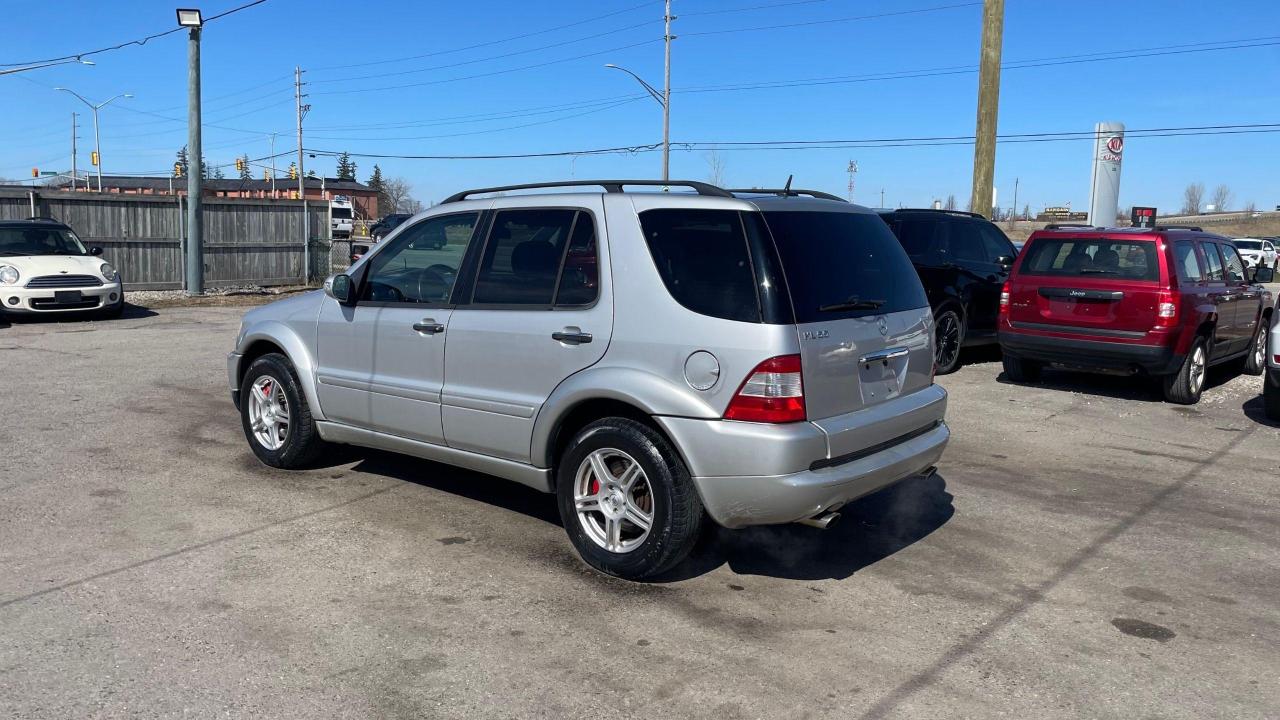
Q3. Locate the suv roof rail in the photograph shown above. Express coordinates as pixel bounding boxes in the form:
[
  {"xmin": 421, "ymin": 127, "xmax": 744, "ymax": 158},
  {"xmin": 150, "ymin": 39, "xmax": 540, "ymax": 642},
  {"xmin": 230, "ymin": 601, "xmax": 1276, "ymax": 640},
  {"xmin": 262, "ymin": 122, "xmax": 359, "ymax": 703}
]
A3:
[
  {"xmin": 727, "ymin": 188, "xmax": 847, "ymax": 202},
  {"xmin": 1154, "ymin": 224, "xmax": 1202, "ymax": 231},
  {"xmin": 1044, "ymin": 223, "xmax": 1096, "ymax": 230},
  {"xmin": 884, "ymin": 207, "xmax": 987, "ymax": 220},
  {"xmin": 441, "ymin": 179, "xmax": 733, "ymax": 203},
  {"xmin": 25, "ymin": 215, "xmax": 62, "ymax": 222}
]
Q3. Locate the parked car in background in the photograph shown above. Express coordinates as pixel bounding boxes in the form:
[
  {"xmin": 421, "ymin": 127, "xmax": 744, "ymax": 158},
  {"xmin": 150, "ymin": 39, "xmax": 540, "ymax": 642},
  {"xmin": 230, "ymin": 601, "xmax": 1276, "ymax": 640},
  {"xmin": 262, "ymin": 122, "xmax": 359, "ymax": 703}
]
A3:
[
  {"xmin": 0, "ymin": 218, "xmax": 124, "ymax": 318},
  {"xmin": 229, "ymin": 180, "xmax": 949, "ymax": 580},
  {"xmin": 369, "ymin": 212, "xmax": 413, "ymax": 240},
  {"xmin": 878, "ymin": 208, "xmax": 1018, "ymax": 373},
  {"xmin": 999, "ymin": 227, "xmax": 1274, "ymax": 404},
  {"xmin": 1232, "ymin": 237, "xmax": 1278, "ymax": 270},
  {"xmin": 1266, "ymin": 307, "xmax": 1280, "ymax": 420},
  {"xmin": 330, "ymin": 196, "xmax": 354, "ymax": 239}
]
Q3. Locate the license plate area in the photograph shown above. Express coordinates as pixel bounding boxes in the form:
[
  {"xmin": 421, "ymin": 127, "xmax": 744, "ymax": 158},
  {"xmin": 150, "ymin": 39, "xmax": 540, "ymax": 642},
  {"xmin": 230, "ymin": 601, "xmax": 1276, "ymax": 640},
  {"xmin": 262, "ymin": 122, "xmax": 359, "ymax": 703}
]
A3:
[
  {"xmin": 55, "ymin": 290, "xmax": 83, "ymax": 304},
  {"xmin": 857, "ymin": 351, "xmax": 908, "ymax": 402}
]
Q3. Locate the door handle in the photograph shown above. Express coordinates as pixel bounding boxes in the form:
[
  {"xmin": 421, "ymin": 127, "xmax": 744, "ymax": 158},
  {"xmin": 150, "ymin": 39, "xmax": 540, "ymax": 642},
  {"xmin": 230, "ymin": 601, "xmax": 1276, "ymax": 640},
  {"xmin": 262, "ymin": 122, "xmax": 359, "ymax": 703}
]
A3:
[
  {"xmin": 552, "ymin": 330, "xmax": 593, "ymax": 344},
  {"xmin": 412, "ymin": 319, "xmax": 445, "ymax": 334}
]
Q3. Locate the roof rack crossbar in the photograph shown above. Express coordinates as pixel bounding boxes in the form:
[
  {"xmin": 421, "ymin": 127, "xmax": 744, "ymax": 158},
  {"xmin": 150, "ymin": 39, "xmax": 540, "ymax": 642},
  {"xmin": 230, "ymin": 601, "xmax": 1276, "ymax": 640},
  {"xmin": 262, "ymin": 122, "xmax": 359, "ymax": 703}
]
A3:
[
  {"xmin": 885, "ymin": 207, "xmax": 986, "ymax": 219},
  {"xmin": 726, "ymin": 188, "xmax": 847, "ymax": 202},
  {"xmin": 1154, "ymin": 224, "xmax": 1202, "ymax": 231},
  {"xmin": 442, "ymin": 179, "xmax": 733, "ymax": 203},
  {"xmin": 1044, "ymin": 223, "xmax": 1096, "ymax": 230}
]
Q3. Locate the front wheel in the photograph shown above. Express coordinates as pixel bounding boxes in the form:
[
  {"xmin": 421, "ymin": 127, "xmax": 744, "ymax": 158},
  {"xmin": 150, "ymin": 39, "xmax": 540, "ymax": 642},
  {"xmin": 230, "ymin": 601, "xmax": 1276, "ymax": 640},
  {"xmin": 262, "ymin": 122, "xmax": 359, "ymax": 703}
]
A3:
[
  {"xmin": 1244, "ymin": 321, "xmax": 1269, "ymax": 376},
  {"xmin": 933, "ymin": 308, "xmax": 965, "ymax": 375},
  {"xmin": 555, "ymin": 417, "xmax": 703, "ymax": 580},
  {"xmin": 240, "ymin": 353, "xmax": 326, "ymax": 468},
  {"xmin": 1162, "ymin": 337, "xmax": 1208, "ymax": 404}
]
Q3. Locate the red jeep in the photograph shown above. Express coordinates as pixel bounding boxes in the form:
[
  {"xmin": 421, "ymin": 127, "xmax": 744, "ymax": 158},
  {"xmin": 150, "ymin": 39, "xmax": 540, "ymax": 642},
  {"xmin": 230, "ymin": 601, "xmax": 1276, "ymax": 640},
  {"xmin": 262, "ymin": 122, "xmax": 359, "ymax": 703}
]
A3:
[{"xmin": 998, "ymin": 227, "xmax": 1274, "ymax": 404}]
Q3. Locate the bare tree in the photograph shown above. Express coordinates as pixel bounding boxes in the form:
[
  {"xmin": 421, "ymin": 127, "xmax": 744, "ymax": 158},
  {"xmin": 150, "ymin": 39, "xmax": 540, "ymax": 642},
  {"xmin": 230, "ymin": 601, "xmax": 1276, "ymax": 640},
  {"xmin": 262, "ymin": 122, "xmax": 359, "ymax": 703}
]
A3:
[
  {"xmin": 705, "ymin": 150, "xmax": 727, "ymax": 187},
  {"xmin": 401, "ymin": 198, "xmax": 425, "ymax": 214},
  {"xmin": 1181, "ymin": 183, "xmax": 1205, "ymax": 215},
  {"xmin": 382, "ymin": 176, "xmax": 416, "ymax": 213},
  {"xmin": 944, "ymin": 194, "xmax": 957, "ymax": 211},
  {"xmin": 1244, "ymin": 200, "xmax": 1257, "ymax": 213},
  {"xmin": 1210, "ymin": 184, "xmax": 1231, "ymax": 213}
]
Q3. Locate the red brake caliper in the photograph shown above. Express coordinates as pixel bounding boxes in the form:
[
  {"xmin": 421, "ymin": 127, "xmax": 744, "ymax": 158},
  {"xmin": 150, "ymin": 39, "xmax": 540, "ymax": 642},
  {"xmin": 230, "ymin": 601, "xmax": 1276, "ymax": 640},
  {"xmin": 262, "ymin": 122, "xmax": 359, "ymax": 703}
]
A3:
[
  {"xmin": 261, "ymin": 381, "xmax": 272, "ymax": 398},
  {"xmin": 589, "ymin": 470, "xmax": 600, "ymax": 496}
]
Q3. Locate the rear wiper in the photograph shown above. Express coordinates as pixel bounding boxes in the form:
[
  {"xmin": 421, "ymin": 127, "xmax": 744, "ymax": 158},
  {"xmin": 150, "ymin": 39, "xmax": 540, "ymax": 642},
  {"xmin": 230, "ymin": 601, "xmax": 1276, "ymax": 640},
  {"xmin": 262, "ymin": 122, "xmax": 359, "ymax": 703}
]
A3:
[{"xmin": 818, "ymin": 296, "xmax": 886, "ymax": 312}]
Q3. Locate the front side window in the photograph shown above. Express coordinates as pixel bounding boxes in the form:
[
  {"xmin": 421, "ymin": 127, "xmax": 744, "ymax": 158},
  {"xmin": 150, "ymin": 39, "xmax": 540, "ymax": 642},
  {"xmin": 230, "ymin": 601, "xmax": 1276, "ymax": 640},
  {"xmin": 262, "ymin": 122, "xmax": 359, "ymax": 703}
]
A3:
[
  {"xmin": 1020, "ymin": 238, "xmax": 1159, "ymax": 281},
  {"xmin": 1201, "ymin": 243, "xmax": 1225, "ymax": 281},
  {"xmin": 0, "ymin": 226, "xmax": 89, "ymax": 257},
  {"xmin": 978, "ymin": 223, "xmax": 1016, "ymax": 262},
  {"xmin": 1219, "ymin": 244, "xmax": 1246, "ymax": 283},
  {"xmin": 1173, "ymin": 241, "xmax": 1204, "ymax": 282},
  {"xmin": 472, "ymin": 209, "xmax": 579, "ymax": 305},
  {"xmin": 361, "ymin": 212, "xmax": 479, "ymax": 304},
  {"xmin": 947, "ymin": 222, "xmax": 987, "ymax": 262}
]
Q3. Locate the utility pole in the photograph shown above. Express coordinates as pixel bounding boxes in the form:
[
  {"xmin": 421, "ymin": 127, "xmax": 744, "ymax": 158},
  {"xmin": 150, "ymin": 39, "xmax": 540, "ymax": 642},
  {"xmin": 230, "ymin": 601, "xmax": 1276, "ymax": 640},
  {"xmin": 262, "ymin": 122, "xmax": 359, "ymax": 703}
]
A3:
[
  {"xmin": 1010, "ymin": 176, "xmax": 1019, "ymax": 226},
  {"xmin": 70, "ymin": 113, "xmax": 78, "ymax": 191},
  {"xmin": 846, "ymin": 159, "xmax": 858, "ymax": 202},
  {"xmin": 295, "ymin": 66, "xmax": 310, "ymax": 283},
  {"xmin": 662, "ymin": 0, "xmax": 674, "ymax": 182},
  {"xmin": 184, "ymin": 13, "xmax": 204, "ymax": 296},
  {"xmin": 269, "ymin": 132, "xmax": 277, "ymax": 196},
  {"xmin": 880, "ymin": 188, "xmax": 886, "ymax": 208},
  {"xmin": 969, "ymin": 0, "xmax": 1005, "ymax": 220}
]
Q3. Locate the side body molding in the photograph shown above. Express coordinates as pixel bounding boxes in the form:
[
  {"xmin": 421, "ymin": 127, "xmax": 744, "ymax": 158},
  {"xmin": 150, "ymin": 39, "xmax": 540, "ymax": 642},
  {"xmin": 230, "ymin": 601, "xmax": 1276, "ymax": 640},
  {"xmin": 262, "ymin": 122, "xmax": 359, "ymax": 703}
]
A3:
[{"xmin": 529, "ymin": 365, "xmax": 719, "ymax": 468}]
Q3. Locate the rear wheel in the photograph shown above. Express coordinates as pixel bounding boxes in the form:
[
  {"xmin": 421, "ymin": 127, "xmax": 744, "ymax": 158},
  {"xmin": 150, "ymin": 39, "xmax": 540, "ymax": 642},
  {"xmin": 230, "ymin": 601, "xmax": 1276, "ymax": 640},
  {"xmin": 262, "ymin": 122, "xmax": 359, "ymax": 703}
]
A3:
[
  {"xmin": 1266, "ymin": 370, "xmax": 1280, "ymax": 421},
  {"xmin": 933, "ymin": 308, "xmax": 964, "ymax": 375},
  {"xmin": 240, "ymin": 353, "xmax": 326, "ymax": 468},
  {"xmin": 1244, "ymin": 320, "xmax": 1269, "ymax": 376},
  {"xmin": 555, "ymin": 417, "xmax": 703, "ymax": 580},
  {"xmin": 1001, "ymin": 352, "xmax": 1042, "ymax": 383},
  {"xmin": 1162, "ymin": 337, "xmax": 1208, "ymax": 405}
]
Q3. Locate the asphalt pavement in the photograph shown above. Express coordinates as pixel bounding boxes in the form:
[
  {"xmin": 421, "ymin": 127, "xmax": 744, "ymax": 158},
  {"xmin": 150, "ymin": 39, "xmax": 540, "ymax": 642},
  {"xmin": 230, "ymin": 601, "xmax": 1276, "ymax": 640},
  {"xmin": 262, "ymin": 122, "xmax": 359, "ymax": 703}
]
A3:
[{"xmin": 1, "ymin": 304, "xmax": 1277, "ymax": 719}]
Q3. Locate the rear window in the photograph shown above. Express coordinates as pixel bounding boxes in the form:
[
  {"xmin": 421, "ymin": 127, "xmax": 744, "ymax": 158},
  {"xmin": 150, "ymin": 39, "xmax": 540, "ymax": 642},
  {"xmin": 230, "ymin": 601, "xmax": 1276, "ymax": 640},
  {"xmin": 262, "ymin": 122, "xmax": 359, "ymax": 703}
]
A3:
[
  {"xmin": 1234, "ymin": 240, "xmax": 1261, "ymax": 250},
  {"xmin": 1020, "ymin": 237, "xmax": 1159, "ymax": 281},
  {"xmin": 762, "ymin": 210, "xmax": 928, "ymax": 323}
]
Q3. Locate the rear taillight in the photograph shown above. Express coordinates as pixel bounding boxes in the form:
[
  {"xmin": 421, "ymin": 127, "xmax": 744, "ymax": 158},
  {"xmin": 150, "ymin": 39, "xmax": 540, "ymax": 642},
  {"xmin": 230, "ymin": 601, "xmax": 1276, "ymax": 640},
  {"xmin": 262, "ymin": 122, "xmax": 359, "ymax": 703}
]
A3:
[
  {"xmin": 998, "ymin": 281, "xmax": 1011, "ymax": 316},
  {"xmin": 724, "ymin": 354, "xmax": 806, "ymax": 423},
  {"xmin": 1155, "ymin": 289, "xmax": 1178, "ymax": 329}
]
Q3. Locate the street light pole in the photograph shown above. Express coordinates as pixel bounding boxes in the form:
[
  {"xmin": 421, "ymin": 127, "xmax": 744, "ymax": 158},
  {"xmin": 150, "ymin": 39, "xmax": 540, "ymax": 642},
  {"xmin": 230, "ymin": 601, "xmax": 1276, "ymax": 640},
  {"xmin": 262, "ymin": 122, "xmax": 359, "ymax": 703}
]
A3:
[
  {"xmin": 604, "ymin": 64, "xmax": 668, "ymax": 181},
  {"xmin": 178, "ymin": 7, "xmax": 204, "ymax": 295},
  {"xmin": 54, "ymin": 88, "xmax": 132, "ymax": 192},
  {"xmin": 662, "ymin": 0, "xmax": 673, "ymax": 182}
]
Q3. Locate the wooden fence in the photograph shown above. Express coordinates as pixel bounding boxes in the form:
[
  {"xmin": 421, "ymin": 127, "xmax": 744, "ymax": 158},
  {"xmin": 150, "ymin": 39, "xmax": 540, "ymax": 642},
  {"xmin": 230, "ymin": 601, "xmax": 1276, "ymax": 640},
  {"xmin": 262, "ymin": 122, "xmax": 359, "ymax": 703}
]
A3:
[{"xmin": 0, "ymin": 188, "xmax": 330, "ymax": 290}]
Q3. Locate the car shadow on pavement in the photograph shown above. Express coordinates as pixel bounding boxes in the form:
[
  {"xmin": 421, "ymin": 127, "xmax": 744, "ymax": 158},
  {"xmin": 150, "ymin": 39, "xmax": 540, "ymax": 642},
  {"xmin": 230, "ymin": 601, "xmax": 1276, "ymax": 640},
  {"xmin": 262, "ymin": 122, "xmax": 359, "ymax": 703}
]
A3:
[
  {"xmin": 656, "ymin": 472, "xmax": 955, "ymax": 582},
  {"xmin": 0, "ymin": 303, "xmax": 157, "ymax": 326},
  {"xmin": 342, "ymin": 449, "xmax": 954, "ymax": 583},
  {"xmin": 1241, "ymin": 396, "xmax": 1280, "ymax": 427},
  {"xmin": 997, "ymin": 363, "xmax": 1240, "ymax": 402}
]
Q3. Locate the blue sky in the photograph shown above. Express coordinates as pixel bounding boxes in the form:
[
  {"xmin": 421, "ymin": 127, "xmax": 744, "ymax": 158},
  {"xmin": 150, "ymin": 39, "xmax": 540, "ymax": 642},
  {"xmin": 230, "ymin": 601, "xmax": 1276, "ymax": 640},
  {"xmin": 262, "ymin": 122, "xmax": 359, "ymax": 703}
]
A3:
[{"xmin": 2, "ymin": 0, "xmax": 1277, "ymax": 213}]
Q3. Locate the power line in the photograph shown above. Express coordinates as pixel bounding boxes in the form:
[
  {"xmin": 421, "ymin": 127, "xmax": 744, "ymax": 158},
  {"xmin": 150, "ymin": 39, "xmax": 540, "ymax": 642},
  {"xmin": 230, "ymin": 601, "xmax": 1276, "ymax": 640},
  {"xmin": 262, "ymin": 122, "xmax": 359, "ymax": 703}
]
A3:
[
  {"xmin": 0, "ymin": 0, "xmax": 269, "ymax": 67},
  {"xmin": 682, "ymin": 0, "xmax": 835, "ymax": 17},
  {"xmin": 305, "ymin": 93, "xmax": 647, "ymax": 131},
  {"xmin": 681, "ymin": 1, "xmax": 980, "ymax": 38}
]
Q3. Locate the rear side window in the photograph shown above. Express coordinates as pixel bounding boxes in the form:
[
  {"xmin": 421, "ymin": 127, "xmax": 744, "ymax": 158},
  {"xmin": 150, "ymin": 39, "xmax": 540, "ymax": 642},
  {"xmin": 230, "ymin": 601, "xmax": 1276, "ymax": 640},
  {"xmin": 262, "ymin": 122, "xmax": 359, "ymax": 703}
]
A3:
[
  {"xmin": 473, "ymin": 209, "xmax": 577, "ymax": 305},
  {"xmin": 639, "ymin": 209, "xmax": 762, "ymax": 323},
  {"xmin": 762, "ymin": 210, "xmax": 928, "ymax": 323},
  {"xmin": 1020, "ymin": 238, "xmax": 1159, "ymax": 281},
  {"xmin": 1174, "ymin": 241, "xmax": 1204, "ymax": 282},
  {"xmin": 1202, "ymin": 243, "xmax": 1225, "ymax": 281}
]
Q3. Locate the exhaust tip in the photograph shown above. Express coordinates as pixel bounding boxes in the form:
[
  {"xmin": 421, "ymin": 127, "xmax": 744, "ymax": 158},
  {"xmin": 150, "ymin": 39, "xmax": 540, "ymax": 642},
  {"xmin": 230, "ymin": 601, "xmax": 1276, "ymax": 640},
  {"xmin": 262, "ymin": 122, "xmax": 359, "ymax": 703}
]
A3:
[{"xmin": 797, "ymin": 511, "xmax": 841, "ymax": 530}]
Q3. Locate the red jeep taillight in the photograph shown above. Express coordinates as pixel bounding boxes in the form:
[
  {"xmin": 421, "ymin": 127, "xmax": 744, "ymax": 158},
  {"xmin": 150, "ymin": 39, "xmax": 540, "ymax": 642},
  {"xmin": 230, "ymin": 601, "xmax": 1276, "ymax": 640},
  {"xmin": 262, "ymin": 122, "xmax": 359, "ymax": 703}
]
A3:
[
  {"xmin": 998, "ymin": 280, "xmax": 1011, "ymax": 316},
  {"xmin": 1154, "ymin": 288, "xmax": 1178, "ymax": 329},
  {"xmin": 724, "ymin": 354, "xmax": 806, "ymax": 423}
]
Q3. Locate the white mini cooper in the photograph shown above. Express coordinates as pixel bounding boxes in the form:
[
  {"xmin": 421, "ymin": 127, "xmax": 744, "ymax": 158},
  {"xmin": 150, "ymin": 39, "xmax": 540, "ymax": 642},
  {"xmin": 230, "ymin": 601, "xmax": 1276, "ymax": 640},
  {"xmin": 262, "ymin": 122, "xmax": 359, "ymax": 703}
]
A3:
[{"xmin": 0, "ymin": 219, "xmax": 124, "ymax": 317}]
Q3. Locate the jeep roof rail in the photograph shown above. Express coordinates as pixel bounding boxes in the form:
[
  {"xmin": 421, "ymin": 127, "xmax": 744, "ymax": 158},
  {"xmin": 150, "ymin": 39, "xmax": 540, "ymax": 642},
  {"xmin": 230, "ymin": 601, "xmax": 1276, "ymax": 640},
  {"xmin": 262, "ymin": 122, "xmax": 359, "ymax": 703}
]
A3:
[
  {"xmin": 727, "ymin": 188, "xmax": 847, "ymax": 202},
  {"xmin": 1154, "ymin": 224, "xmax": 1202, "ymax": 231},
  {"xmin": 882, "ymin": 207, "xmax": 987, "ymax": 220},
  {"xmin": 441, "ymin": 179, "xmax": 733, "ymax": 203}
]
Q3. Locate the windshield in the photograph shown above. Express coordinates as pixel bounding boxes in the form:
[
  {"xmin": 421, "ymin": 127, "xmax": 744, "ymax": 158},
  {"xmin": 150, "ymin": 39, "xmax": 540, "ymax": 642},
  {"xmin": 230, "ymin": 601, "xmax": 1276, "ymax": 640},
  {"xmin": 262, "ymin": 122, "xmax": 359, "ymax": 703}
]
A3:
[
  {"xmin": 0, "ymin": 226, "xmax": 89, "ymax": 257},
  {"xmin": 1233, "ymin": 240, "xmax": 1261, "ymax": 250},
  {"xmin": 1021, "ymin": 237, "xmax": 1159, "ymax": 281},
  {"xmin": 332, "ymin": 208, "xmax": 353, "ymax": 219},
  {"xmin": 761, "ymin": 210, "xmax": 928, "ymax": 322}
]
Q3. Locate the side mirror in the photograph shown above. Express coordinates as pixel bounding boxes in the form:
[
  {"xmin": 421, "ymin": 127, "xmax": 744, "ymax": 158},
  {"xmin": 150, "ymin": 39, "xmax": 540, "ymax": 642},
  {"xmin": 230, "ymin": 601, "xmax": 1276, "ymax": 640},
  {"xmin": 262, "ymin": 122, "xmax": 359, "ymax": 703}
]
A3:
[
  {"xmin": 995, "ymin": 255, "xmax": 1014, "ymax": 267},
  {"xmin": 324, "ymin": 273, "xmax": 355, "ymax": 304},
  {"xmin": 89, "ymin": 246, "xmax": 103, "ymax": 256},
  {"xmin": 1252, "ymin": 265, "xmax": 1275, "ymax": 284}
]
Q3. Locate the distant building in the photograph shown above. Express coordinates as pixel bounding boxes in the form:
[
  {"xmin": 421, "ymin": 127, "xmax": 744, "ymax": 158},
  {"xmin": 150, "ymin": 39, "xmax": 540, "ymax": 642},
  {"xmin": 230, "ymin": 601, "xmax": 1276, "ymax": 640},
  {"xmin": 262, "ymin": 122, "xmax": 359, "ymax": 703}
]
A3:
[{"xmin": 45, "ymin": 175, "xmax": 379, "ymax": 220}]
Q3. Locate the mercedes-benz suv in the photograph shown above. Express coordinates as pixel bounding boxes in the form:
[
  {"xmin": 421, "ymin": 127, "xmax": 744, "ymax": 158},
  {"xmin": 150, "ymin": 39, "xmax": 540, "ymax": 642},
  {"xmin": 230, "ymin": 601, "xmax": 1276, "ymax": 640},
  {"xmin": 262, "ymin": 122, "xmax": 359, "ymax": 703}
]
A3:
[{"xmin": 227, "ymin": 181, "xmax": 950, "ymax": 579}]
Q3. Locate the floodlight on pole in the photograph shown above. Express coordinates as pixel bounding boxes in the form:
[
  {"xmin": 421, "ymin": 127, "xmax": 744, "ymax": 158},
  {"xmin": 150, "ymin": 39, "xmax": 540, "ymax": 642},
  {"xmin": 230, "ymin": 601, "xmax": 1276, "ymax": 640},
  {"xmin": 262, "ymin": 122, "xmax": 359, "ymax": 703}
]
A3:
[
  {"xmin": 176, "ymin": 8, "xmax": 203, "ymax": 27},
  {"xmin": 181, "ymin": 6, "xmax": 204, "ymax": 295}
]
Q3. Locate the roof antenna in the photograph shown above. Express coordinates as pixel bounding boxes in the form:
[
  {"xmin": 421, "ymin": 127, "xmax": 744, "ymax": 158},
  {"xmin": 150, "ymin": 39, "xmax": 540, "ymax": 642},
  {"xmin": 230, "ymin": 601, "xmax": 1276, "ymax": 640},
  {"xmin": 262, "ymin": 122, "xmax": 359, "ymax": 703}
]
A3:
[{"xmin": 782, "ymin": 174, "xmax": 793, "ymax": 196}]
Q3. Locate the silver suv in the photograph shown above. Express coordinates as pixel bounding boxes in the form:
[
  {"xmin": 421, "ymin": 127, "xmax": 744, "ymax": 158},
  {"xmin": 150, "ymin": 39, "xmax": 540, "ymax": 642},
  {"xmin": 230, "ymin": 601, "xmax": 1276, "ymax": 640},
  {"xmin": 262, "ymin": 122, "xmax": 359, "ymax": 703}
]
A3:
[{"xmin": 228, "ymin": 181, "xmax": 950, "ymax": 579}]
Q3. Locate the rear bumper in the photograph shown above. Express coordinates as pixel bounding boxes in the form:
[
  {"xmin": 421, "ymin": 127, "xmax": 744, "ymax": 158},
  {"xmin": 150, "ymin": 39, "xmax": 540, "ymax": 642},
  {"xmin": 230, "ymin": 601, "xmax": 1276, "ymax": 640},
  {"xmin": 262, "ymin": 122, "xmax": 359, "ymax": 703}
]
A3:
[{"xmin": 999, "ymin": 329, "xmax": 1181, "ymax": 375}]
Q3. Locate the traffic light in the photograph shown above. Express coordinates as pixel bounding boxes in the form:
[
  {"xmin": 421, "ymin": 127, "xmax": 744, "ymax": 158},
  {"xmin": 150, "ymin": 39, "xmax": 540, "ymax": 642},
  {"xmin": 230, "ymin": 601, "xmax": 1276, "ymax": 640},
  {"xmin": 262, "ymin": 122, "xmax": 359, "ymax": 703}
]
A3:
[
  {"xmin": 173, "ymin": 162, "xmax": 183, "ymax": 177},
  {"xmin": 31, "ymin": 168, "xmax": 38, "ymax": 178},
  {"xmin": 235, "ymin": 157, "xmax": 246, "ymax": 172},
  {"xmin": 263, "ymin": 169, "xmax": 270, "ymax": 180},
  {"xmin": 288, "ymin": 164, "xmax": 298, "ymax": 180},
  {"xmin": 90, "ymin": 151, "xmax": 99, "ymax": 167}
]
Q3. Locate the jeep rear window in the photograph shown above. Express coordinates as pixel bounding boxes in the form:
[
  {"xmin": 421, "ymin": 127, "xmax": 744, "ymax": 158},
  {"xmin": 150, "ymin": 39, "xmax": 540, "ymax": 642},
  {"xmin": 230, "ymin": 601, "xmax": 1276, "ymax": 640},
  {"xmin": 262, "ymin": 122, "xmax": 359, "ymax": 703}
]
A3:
[
  {"xmin": 1021, "ymin": 238, "xmax": 1159, "ymax": 281},
  {"xmin": 761, "ymin": 211, "xmax": 928, "ymax": 323}
]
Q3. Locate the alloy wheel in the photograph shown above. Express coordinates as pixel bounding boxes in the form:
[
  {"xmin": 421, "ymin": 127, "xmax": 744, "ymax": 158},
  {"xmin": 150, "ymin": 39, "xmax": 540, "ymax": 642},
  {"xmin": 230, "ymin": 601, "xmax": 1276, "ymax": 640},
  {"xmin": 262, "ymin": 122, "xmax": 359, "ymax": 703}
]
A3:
[
  {"xmin": 1189, "ymin": 346, "xmax": 1206, "ymax": 395},
  {"xmin": 1256, "ymin": 326, "xmax": 1268, "ymax": 368},
  {"xmin": 935, "ymin": 313, "xmax": 961, "ymax": 371},
  {"xmin": 573, "ymin": 448, "xmax": 654, "ymax": 554},
  {"xmin": 248, "ymin": 375, "xmax": 291, "ymax": 451}
]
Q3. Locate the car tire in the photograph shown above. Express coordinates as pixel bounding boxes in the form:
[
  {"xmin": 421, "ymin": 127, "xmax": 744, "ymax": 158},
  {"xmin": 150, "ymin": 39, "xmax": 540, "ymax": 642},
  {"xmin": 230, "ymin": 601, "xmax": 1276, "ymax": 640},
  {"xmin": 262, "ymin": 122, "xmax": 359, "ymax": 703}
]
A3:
[
  {"xmin": 1265, "ymin": 370, "xmax": 1280, "ymax": 421},
  {"xmin": 555, "ymin": 417, "xmax": 703, "ymax": 580},
  {"xmin": 933, "ymin": 307, "xmax": 965, "ymax": 375},
  {"xmin": 1244, "ymin": 320, "xmax": 1269, "ymax": 376},
  {"xmin": 1162, "ymin": 336, "xmax": 1209, "ymax": 405},
  {"xmin": 239, "ymin": 352, "xmax": 326, "ymax": 468},
  {"xmin": 1001, "ymin": 352, "xmax": 1042, "ymax": 383}
]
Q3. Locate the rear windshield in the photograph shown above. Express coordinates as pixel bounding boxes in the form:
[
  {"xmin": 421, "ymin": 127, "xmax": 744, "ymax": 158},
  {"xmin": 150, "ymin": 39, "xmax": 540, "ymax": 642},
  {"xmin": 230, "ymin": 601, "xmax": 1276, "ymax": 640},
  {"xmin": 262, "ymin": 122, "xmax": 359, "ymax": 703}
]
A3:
[
  {"xmin": 762, "ymin": 211, "xmax": 928, "ymax": 323},
  {"xmin": 1020, "ymin": 237, "xmax": 1159, "ymax": 281},
  {"xmin": 1233, "ymin": 240, "xmax": 1261, "ymax": 250}
]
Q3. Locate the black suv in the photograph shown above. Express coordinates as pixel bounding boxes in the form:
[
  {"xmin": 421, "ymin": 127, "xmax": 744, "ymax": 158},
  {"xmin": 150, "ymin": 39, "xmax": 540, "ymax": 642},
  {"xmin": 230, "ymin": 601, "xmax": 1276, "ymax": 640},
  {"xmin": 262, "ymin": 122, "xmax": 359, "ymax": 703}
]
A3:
[
  {"xmin": 369, "ymin": 213, "xmax": 413, "ymax": 240},
  {"xmin": 878, "ymin": 209, "xmax": 1018, "ymax": 373}
]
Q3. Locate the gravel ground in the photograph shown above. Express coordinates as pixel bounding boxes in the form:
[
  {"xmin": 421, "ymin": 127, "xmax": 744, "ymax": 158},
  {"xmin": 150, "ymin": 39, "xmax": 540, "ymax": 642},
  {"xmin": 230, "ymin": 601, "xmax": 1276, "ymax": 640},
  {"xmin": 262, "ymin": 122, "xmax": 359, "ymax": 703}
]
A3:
[{"xmin": 1, "ymin": 305, "xmax": 1278, "ymax": 719}]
